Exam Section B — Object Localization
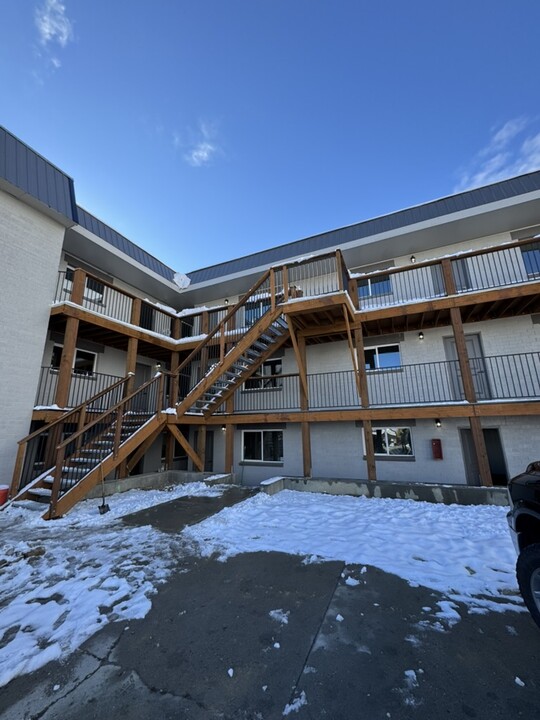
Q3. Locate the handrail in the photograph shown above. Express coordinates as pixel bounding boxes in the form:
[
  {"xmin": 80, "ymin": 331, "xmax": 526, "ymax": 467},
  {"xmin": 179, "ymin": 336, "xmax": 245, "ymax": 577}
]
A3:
[
  {"xmin": 48, "ymin": 372, "xmax": 165, "ymax": 517},
  {"xmin": 10, "ymin": 374, "xmax": 132, "ymax": 498},
  {"xmin": 54, "ymin": 373, "xmax": 162, "ymax": 452},
  {"xmin": 169, "ymin": 268, "xmax": 272, "ymax": 380}
]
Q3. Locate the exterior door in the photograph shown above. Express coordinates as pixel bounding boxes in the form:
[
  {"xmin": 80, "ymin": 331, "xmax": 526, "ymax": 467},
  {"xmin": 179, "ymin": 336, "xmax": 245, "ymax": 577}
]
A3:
[
  {"xmin": 444, "ymin": 334, "xmax": 491, "ymax": 400},
  {"xmin": 459, "ymin": 428, "xmax": 508, "ymax": 486},
  {"xmin": 133, "ymin": 363, "xmax": 151, "ymax": 411}
]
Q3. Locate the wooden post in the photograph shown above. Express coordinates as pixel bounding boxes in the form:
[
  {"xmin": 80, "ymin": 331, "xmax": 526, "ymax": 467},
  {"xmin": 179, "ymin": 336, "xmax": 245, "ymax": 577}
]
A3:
[
  {"xmin": 298, "ymin": 334, "xmax": 312, "ymax": 478},
  {"xmin": 282, "ymin": 264, "xmax": 289, "ymax": 300},
  {"xmin": 469, "ymin": 415, "xmax": 493, "ymax": 487},
  {"xmin": 197, "ymin": 425, "xmax": 207, "ymax": 470},
  {"xmin": 224, "ymin": 397, "xmax": 235, "ymax": 473},
  {"xmin": 449, "ymin": 307, "xmax": 477, "ymax": 403},
  {"xmin": 362, "ymin": 419, "xmax": 377, "ymax": 483},
  {"xmin": 55, "ymin": 269, "xmax": 85, "ymax": 408},
  {"xmin": 125, "ymin": 298, "xmax": 142, "ymax": 396},
  {"xmin": 170, "ymin": 318, "xmax": 181, "ymax": 406},
  {"xmin": 270, "ymin": 268, "xmax": 276, "ymax": 310},
  {"xmin": 165, "ymin": 432, "xmax": 175, "ymax": 470},
  {"xmin": 441, "ymin": 258, "xmax": 456, "ymax": 295}
]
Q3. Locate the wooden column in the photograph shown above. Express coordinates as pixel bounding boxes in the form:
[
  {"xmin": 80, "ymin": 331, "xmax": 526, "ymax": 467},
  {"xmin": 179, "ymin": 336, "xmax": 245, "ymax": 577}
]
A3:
[
  {"xmin": 165, "ymin": 432, "xmax": 175, "ymax": 470},
  {"xmin": 469, "ymin": 415, "xmax": 493, "ymax": 487},
  {"xmin": 55, "ymin": 269, "xmax": 85, "ymax": 408},
  {"xmin": 444, "ymin": 261, "xmax": 492, "ymax": 487},
  {"xmin": 197, "ymin": 425, "xmax": 207, "ymax": 471},
  {"xmin": 224, "ymin": 398, "xmax": 235, "ymax": 473},
  {"xmin": 125, "ymin": 298, "xmax": 141, "ymax": 396},
  {"xmin": 170, "ymin": 318, "xmax": 181, "ymax": 406},
  {"xmin": 353, "ymin": 320, "xmax": 376, "ymax": 482},
  {"xmin": 298, "ymin": 335, "xmax": 311, "ymax": 478}
]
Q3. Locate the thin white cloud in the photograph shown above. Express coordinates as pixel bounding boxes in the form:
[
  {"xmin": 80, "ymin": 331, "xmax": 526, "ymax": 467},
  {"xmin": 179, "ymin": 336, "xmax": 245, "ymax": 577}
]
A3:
[
  {"xmin": 455, "ymin": 117, "xmax": 540, "ymax": 191},
  {"xmin": 178, "ymin": 121, "xmax": 221, "ymax": 167},
  {"xmin": 35, "ymin": 0, "xmax": 73, "ymax": 48}
]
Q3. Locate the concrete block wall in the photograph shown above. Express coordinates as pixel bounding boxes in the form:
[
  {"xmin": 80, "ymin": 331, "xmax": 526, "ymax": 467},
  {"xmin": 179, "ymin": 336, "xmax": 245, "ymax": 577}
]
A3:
[{"xmin": 0, "ymin": 190, "xmax": 65, "ymax": 485}]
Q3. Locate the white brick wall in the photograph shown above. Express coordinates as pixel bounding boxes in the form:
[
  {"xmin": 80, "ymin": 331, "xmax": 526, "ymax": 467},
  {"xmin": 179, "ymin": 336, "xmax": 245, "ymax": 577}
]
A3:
[{"xmin": 0, "ymin": 190, "xmax": 65, "ymax": 485}]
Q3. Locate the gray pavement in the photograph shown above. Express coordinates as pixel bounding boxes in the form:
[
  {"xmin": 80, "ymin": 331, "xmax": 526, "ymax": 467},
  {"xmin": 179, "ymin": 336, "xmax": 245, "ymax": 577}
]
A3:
[{"xmin": 2, "ymin": 493, "xmax": 540, "ymax": 719}]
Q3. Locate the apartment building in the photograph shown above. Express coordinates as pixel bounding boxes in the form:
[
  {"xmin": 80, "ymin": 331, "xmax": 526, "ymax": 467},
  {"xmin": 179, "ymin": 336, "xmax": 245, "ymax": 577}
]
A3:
[{"xmin": 2, "ymin": 126, "xmax": 540, "ymax": 518}]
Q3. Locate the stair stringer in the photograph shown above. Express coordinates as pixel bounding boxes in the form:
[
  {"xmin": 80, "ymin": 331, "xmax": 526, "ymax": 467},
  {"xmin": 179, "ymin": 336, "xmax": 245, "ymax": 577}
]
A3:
[
  {"xmin": 44, "ymin": 413, "xmax": 165, "ymax": 519},
  {"xmin": 204, "ymin": 328, "xmax": 290, "ymax": 417},
  {"xmin": 175, "ymin": 307, "xmax": 285, "ymax": 417}
]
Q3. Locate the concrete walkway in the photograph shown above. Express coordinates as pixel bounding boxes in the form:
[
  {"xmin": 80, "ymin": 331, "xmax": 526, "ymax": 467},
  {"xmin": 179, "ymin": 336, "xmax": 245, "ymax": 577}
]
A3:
[{"xmin": 2, "ymin": 493, "xmax": 540, "ymax": 719}]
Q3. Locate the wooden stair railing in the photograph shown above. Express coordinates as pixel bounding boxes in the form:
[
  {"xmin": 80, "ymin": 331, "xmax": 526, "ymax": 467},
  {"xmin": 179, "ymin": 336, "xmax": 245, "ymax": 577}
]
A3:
[
  {"xmin": 9, "ymin": 374, "xmax": 134, "ymax": 500},
  {"xmin": 45, "ymin": 372, "xmax": 166, "ymax": 519}
]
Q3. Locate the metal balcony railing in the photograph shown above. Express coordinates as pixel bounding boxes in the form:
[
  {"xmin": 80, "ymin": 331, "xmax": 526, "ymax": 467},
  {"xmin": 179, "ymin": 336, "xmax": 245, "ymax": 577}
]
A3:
[
  {"xmin": 229, "ymin": 352, "xmax": 540, "ymax": 413},
  {"xmin": 34, "ymin": 367, "xmax": 124, "ymax": 409}
]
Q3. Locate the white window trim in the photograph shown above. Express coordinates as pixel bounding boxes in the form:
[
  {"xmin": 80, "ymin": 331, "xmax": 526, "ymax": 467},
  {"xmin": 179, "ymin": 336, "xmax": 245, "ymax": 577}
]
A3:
[
  {"xmin": 363, "ymin": 426, "xmax": 414, "ymax": 458},
  {"xmin": 365, "ymin": 343, "xmax": 401, "ymax": 371},
  {"xmin": 358, "ymin": 274, "xmax": 393, "ymax": 298},
  {"xmin": 51, "ymin": 344, "xmax": 98, "ymax": 376},
  {"xmin": 241, "ymin": 429, "xmax": 283, "ymax": 463}
]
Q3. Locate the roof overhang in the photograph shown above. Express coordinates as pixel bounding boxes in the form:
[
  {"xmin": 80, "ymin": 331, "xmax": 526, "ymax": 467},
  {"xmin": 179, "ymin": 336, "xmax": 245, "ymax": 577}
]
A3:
[{"xmin": 179, "ymin": 188, "xmax": 540, "ymax": 306}]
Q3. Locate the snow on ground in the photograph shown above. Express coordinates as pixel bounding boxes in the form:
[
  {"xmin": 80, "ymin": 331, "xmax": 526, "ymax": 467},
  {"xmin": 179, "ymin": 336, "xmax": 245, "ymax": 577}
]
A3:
[
  {"xmin": 0, "ymin": 483, "xmax": 524, "ymax": 689},
  {"xmin": 0, "ymin": 482, "xmax": 225, "ymax": 688},
  {"xmin": 183, "ymin": 490, "xmax": 523, "ymax": 614}
]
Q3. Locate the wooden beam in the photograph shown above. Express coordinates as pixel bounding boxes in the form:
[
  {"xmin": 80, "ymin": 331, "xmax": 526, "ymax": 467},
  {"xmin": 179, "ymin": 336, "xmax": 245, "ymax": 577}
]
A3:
[
  {"xmin": 126, "ymin": 426, "xmax": 164, "ymax": 474},
  {"xmin": 342, "ymin": 307, "xmax": 363, "ymax": 400},
  {"xmin": 298, "ymin": 334, "xmax": 311, "ymax": 478},
  {"xmin": 353, "ymin": 322, "xmax": 371, "ymax": 409},
  {"xmin": 197, "ymin": 425, "xmax": 207, "ymax": 470},
  {"xmin": 225, "ymin": 397, "xmax": 235, "ymax": 473},
  {"xmin": 55, "ymin": 316, "xmax": 79, "ymax": 408},
  {"xmin": 469, "ymin": 416, "xmax": 493, "ymax": 487},
  {"xmin": 168, "ymin": 425, "xmax": 204, "ymax": 472},
  {"xmin": 362, "ymin": 419, "xmax": 377, "ymax": 482},
  {"xmin": 286, "ymin": 317, "xmax": 309, "ymax": 400},
  {"xmin": 449, "ymin": 307, "xmax": 477, "ymax": 403}
]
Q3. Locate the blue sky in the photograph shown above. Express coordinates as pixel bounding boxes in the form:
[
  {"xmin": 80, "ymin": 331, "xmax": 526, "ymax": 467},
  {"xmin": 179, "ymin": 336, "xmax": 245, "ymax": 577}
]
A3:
[{"xmin": 2, "ymin": 1, "xmax": 540, "ymax": 274}]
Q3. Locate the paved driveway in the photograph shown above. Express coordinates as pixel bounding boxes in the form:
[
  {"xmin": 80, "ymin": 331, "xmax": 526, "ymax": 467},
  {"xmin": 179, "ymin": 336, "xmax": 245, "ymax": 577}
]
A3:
[{"xmin": 2, "ymin": 493, "xmax": 540, "ymax": 719}]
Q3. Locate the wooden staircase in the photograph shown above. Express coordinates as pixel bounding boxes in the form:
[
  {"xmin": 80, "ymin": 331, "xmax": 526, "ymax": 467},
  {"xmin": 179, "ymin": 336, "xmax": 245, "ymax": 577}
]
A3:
[{"xmin": 7, "ymin": 252, "xmax": 351, "ymax": 518}]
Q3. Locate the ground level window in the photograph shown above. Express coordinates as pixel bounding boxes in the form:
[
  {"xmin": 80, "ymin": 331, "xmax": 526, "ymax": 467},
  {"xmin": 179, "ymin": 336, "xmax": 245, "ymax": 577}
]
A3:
[
  {"xmin": 371, "ymin": 427, "xmax": 413, "ymax": 456},
  {"xmin": 242, "ymin": 430, "xmax": 283, "ymax": 462},
  {"xmin": 365, "ymin": 344, "xmax": 401, "ymax": 370}
]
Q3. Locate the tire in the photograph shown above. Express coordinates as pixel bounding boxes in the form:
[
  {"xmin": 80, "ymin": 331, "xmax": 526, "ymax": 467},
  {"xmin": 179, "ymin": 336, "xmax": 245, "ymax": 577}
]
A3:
[{"xmin": 516, "ymin": 543, "xmax": 540, "ymax": 630}]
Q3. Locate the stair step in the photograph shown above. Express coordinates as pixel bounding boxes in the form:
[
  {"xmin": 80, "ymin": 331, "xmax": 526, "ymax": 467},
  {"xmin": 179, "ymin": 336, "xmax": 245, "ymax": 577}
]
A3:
[
  {"xmin": 11, "ymin": 499, "xmax": 46, "ymax": 512},
  {"xmin": 28, "ymin": 487, "xmax": 52, "ymax": 498}
]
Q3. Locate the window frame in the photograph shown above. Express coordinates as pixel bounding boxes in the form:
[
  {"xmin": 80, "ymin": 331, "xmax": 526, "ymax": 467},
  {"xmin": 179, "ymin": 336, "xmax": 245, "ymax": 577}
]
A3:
[
  {"xmin": 241, "ymin": 429, "xmax": 284, "ymax": 464},
  {"xmin": 50, "ymin": 344, "xmax": 98, "ymax": 377},
  {"xmin": 521, "ymin": 243, "xmax": 540, "ymax": 280},
  {"xmin": 244, "ymin": 358, "xmax": 283, "ymax": 391},
  {"xmin": 358, "ymin": 274, "xmax": 392, "ymax": 299},
  {"xmin": 364, "ymin": 426, "xmax": 414, "ymax": 458},
  {"xmin": 364, "ymin": 343, "xmax": 401, "ymax": 371}
]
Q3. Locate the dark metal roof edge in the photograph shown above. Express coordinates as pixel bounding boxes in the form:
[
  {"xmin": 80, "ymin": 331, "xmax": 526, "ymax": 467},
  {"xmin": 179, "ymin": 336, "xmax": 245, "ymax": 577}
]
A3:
[
  {"xmin": 0, "ymin": 125, "xmax": 75, "ymax": 182},
  {"xmin": 186, "ymin": 170, "xmax": 540, "ymax": 283},
  {"xmin": 75, "ymin": 205, "xmax": 176, "ymax": 282}
]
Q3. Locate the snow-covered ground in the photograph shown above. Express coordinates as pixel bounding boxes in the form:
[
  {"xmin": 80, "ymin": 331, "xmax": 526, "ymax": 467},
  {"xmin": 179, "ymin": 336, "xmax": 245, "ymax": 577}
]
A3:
[
  {"xmin": 0, "ymin": 481, "xmax": 225, "ymax": 688},
  {"xmin": 183, "ymin": 490, "xmax": 522, "ymax": 614},
  {"xmin": 0, "ymin": 483, "xmax": 522, "ymax": 690}
]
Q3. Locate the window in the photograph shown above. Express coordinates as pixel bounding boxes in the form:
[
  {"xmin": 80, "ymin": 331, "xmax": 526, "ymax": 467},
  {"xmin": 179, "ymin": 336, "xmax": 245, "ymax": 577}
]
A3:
[
  {"xmin": 371, "ymin": 427, "xmax": 413, "ymax": 456},
  {"xmin": 245, "ymin": 359, "xmax": 282, "ymax": 390},
  {"xmin": 365, "ymin": 344, "xmax": 401, "ymax": 370},
  {"xmin": 245, "ymin": 297, "xmax": 271, "ymax": 326},
  {"xmin": 358, "ymin": 274, "xmax": 392, "ymax": 299},
  {"xmin": 522, "ymin": 242, "xmax": 540, "ymax": 279},
  {"xmin": 51, "ymin": 345, "xmax": 97, "ymax": 376},
  {"xmin": 242, "ymin": 430, "xmax": 283, "ymax": 462}
]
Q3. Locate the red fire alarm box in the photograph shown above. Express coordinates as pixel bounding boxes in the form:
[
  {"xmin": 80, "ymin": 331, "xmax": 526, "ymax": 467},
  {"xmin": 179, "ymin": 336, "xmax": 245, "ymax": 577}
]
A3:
[{"xmin": 431, "ymin": 438, "xmax": 443, "ymax": 460}]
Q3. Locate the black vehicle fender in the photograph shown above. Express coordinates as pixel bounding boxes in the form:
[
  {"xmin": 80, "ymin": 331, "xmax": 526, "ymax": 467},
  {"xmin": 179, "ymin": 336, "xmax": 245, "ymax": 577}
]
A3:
[{"xmin": 512, "ymin": 503, "xmax": 540, "ymax": 550}]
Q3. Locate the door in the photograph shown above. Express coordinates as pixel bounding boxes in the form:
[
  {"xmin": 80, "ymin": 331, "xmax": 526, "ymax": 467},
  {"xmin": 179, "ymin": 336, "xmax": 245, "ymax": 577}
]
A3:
[
  {"xmin": 444, "ymin": 334, "xmax": 491, "ymax": 400},
  {"xmin": 133, "ymin": 363, "xmax": 152, "ymax": 411},
  {"xmin": 459, "ymin": 428, "xmax": 508, "ymax": 486}
]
